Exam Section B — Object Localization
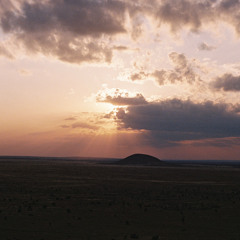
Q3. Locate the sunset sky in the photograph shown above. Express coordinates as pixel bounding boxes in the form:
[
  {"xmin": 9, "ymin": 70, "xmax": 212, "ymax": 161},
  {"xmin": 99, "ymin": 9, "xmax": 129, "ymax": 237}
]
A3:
[{"xmin": 1, "ymin": 0, "xmax": 240, "ymax": 160}]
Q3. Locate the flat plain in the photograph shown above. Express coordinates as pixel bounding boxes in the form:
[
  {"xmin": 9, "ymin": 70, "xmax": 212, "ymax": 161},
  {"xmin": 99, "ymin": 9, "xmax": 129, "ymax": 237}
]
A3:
[{"xmin": 0, "ymin": 158, "xmax": 240, "ymax": 240}]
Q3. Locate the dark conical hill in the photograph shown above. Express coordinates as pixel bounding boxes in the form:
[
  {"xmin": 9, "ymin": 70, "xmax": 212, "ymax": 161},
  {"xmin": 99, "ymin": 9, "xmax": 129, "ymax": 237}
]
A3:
[{"xmin": 117, "ymin": 153, "xmax": 162, "ymax": 166}]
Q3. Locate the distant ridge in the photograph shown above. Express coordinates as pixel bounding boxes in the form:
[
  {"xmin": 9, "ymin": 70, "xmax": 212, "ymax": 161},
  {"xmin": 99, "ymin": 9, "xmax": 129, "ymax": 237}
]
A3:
[
  {"xmin": 0, "ymin": 156, "xmax": 119, "ymax": 162},
  {"xmin": 117, "ymin": 153, "xmax": 162, "ymax": 166}
]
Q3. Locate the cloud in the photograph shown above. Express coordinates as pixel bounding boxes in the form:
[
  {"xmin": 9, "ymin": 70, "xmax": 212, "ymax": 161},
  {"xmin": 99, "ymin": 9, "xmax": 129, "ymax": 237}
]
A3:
[
  {"xmin": 0, "ymin": 0, "xmax": 128, "ymax": 63},
  {"xmin": 153, "ymin": 0, "xmax": 215, "ymax": 33},
  {"xmin": 1, "ymin": 0, "xmax": 240, "ymax": 64},
  {"xmin": 218, "ymin": 0, "xmax": 240, "ymax": 34},
  {"xmin": 152, "ymin": 0, "xmax": 240, "ymax": 35},
  {"xmin": 1, "ymin": 0, "xmax": 240, "ymax": 66},
  {"xmin": 61, "ymin": 112, "xmax": 116, "ymax": 132},
  {"xmin": 198, "ymin": 42, "xmax": 216, "ymax": 51},
  {"xmin": 64, "ymin": 117, "xmax": 77, "ymax": 121},
  {"xmin": 129, "ymin": 52, "xmax": 201, "ymax": 85},
  {"xmin": 130, "ymin": 71, "xmax": 149, "ymax": 81},
  {"xmin": 115, "ymin": 98, "xmax": 240, "ymax": 147},
  {"xmin": 211, "ymin": 73, "xmax": 240, "ymax": 91},
  {"xmin": 113, "ymin": 45, "xmax": 129, "ymax": 51},
  {"xmin": 0, "ymin": 42, "xmax": 14, "ymax": 59},
  {"xmin": 96, "ymin": 88, "xmax": 148, "ymax": 106},
  {"xmin": 18, "ymin": 69, "xmax": 31, "ymax": 75},
  {"xmin": 1, "ymin": 1, "xmax": 126, "ymax": 36},
  {"xmin": 156, "ymin": 52, "xmax": 200, "ymax": 85},
  {"xmin": 131, "ymin": 14, "xmax": 144, "ymax": 40},
  {"xmin": 0, "ymin": 0, "xmax": 16, "ymax": 14},
  {"xmin": 71, "ymin": 122, "xmax": 99, "ymax": 131},
  {"xmin": 191, "ymin": 137, "xmax": 240, "ymax": 148}
]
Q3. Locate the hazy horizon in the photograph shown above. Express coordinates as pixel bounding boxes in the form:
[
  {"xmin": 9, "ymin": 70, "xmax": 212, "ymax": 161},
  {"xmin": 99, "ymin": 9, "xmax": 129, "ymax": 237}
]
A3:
[
  {"xmin": 1, "ymin": 0, "xmax": 240, "ymax": 160},
  {"xmin": 1, "ymin": 154, "xmax": 240, "ymax": 163}
]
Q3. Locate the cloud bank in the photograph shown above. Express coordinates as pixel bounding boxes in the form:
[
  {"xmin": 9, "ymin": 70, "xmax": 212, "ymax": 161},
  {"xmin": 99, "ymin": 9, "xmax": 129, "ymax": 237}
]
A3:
[
  {"xmin": 115, "ymin": 98, "xmax": 240, "ymax": 146},
  {"xmin": 1, "ymin": 0, "xmax": 240, "ymax": 63},
  {"xmin": 0, "ymin": 0, "xmax": 127, "ymax": 63}
]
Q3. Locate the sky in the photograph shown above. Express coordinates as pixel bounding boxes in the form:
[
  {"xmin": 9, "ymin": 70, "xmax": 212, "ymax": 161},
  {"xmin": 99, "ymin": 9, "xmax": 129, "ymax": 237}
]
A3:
[{"xmin": 1, "ymin": 0, "xmax": 240, "ymax": 160}]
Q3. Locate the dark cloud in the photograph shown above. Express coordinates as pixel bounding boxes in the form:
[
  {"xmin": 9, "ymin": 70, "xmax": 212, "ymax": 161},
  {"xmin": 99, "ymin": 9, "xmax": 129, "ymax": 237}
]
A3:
[
  {"xmin": 218, "ymin": 0, "xmax": 240, "ymax": 34},
  {"xmin": 211, "ymin": 73, "xmax": 240, "ymax": 91},
  {"xmin": 1, "ymin": 0, "xmax": 240, "ymax": 64},
  {"xmin": 220, "ymin": 0, "xmax": 239, "ymax": 9},
  {"xmin": 233, "ymin": 104, "xmax": 240, "ymax": 113},
  {"xmin": 191, "ymin": 137, "xmax": 240, "ymax": 148},
  {"xmin": 97, "ymin": 89, "xmax": 147, "ymax": 106},
  {"xmin": 115, "ymin": 98, "xmax": 240, "ymax": 147},
  {"xmin": 198, "ymin": 42, "xmax": 216, "ymax": 51},
  {"xmin": 153, "ymin": 0, "xmax": 215, "ymax": 33},
  {"xmin": 153, "ymin": 0, "xmax": 240, "ymax": 35},
  {"xmin": 0, "ymin": 0, "xmax": 127, "ymax": 63},
  {"xmin": 1, "ymin": 0, "xmax": 126, "ymax": 35},
  {"xmin": 138, "ymin": 0, "xmax": 240, "ymax": 36}
]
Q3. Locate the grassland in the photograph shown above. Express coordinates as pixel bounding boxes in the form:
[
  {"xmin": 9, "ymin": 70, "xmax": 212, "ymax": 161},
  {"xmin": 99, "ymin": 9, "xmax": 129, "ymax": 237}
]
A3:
[{"xmin": 0, "ymin": 158, "xmax": 240, "ymax": 240}]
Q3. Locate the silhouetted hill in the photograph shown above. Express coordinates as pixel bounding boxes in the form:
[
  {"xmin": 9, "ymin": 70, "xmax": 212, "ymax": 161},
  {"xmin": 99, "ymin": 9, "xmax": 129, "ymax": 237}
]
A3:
[{"xmin": 117, "ymin": 153, "xmax": 162, "ymax": 166}]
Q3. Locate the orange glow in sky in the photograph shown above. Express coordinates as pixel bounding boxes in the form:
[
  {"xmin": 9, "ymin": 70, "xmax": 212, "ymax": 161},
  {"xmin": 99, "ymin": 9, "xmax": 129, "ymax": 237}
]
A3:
[{"xmin": 1, "ymin": 0, "xmax": 240, "ymax": 159}]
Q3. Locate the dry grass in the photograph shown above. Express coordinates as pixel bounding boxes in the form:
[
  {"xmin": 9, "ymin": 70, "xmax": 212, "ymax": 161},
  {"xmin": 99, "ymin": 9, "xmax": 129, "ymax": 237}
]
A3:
[{"xmin": 0, "ymin": 159, "xmax": 240, "ymax": 240}]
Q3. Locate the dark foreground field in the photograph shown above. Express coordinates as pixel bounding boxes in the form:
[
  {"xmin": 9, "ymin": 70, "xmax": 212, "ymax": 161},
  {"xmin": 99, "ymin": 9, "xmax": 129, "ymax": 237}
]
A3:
[{"xmin": 0, "ymin": 159, "xmax": 240, "ymax": 240}]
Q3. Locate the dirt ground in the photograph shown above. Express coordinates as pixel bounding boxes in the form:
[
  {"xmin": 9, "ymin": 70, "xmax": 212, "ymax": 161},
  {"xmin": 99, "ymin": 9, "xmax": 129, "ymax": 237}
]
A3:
[{"xmin": 0, "ymin": 159, "xmax": 240, "ymax": 240}]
